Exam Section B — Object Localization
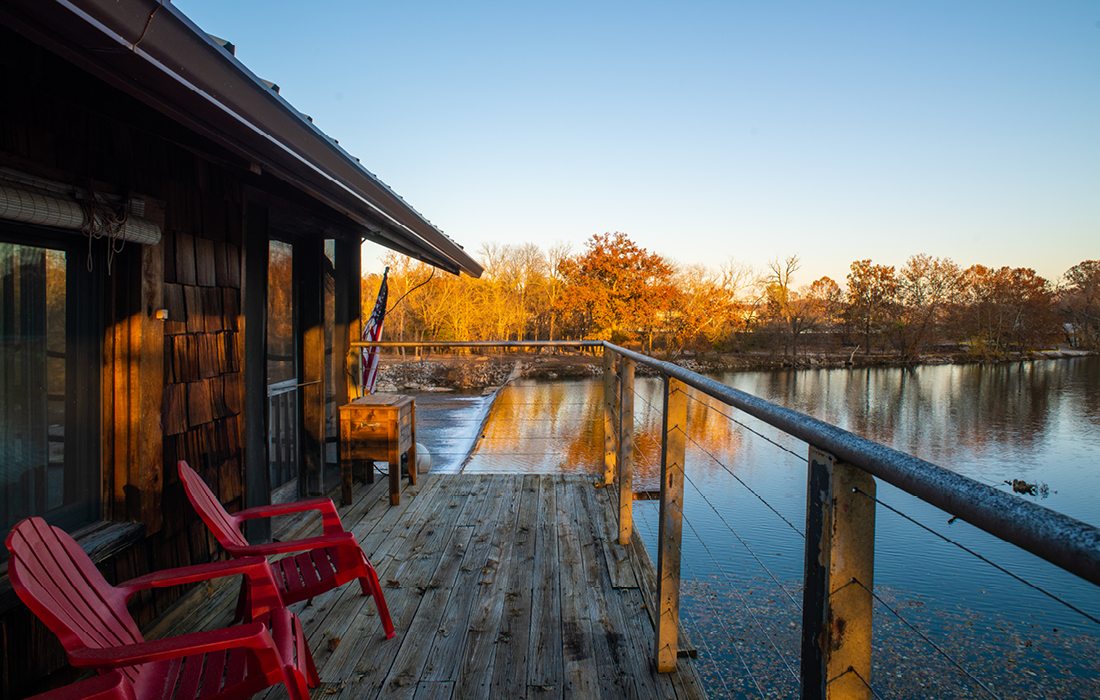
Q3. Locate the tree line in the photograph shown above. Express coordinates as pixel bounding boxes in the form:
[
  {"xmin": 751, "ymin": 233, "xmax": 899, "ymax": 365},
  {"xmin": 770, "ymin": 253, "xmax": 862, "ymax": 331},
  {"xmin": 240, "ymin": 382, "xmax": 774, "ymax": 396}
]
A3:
[{"xmin": 364, "ymin": 232, "xmax": 1100, "ymax": 358}]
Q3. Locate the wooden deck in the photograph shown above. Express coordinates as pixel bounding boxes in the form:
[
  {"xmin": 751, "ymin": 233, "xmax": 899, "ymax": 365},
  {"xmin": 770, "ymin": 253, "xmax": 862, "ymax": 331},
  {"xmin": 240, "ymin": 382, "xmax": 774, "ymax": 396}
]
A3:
[{"xmin": 149, "ymin": 473, "xmax": 705, "ymax": 699}]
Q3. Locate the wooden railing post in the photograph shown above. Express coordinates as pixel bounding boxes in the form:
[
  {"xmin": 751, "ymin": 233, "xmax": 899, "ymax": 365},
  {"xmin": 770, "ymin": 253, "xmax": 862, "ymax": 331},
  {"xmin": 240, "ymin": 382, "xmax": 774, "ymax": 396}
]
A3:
[
  {"xmin": 801, "ymin": 447, "xmax": 877, "ymax": 699},
  {"xmin": 655, "ymin": 377, "xmax": 687, "ymax": 672},
  {"xmin": 618, "ymin": 357, "xmax": 635, "ymax": 545},
  {"xmin": 602, "ymin": 348, "xmax": 619, "ymax": 485}
]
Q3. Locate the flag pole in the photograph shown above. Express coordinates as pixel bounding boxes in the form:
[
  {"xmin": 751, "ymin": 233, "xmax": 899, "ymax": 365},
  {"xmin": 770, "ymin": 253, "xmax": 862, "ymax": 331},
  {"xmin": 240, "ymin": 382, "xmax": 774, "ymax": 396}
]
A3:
[{"xmin": 360, "ymin": 267, "xmax": 390, "ymax": 396}]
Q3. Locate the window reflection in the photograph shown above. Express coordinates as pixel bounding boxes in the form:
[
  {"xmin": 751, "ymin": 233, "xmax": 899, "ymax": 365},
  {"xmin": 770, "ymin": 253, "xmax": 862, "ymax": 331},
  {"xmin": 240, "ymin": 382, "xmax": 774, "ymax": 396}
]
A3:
[{"xmin": 0, "ymin": 242, "xmax": 93, "ymax": 531}]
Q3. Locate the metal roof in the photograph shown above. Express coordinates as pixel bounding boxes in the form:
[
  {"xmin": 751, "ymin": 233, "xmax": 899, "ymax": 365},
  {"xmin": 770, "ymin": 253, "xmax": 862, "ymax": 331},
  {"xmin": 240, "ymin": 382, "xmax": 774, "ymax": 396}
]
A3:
[{"xmin": 0, "ymin": 0, "xmax": 483, "ymax": 277}]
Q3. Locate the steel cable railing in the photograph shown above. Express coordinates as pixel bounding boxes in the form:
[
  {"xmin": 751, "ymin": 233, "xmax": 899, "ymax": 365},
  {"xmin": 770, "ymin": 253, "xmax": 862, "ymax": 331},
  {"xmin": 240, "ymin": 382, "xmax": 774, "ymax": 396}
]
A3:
[
  {"xmin": 636, "ymin": 504, "xmax": 749, "ymax": 698},
  {"xmin": 638, "ymin": 380, "xmax": 1010, "ymax": 698},
  {"xmin": 600, "ymin": 342, "xmax": 1100, "ymax": 698},
  {"xmin": 856, "ymin": 488, "xmax": 1100, "ymax": 627},
  {"xmin": 357, "ymin": 340, "xmax": 1100, "ymax": 697},
  {"xmin": 630, "ymin": 384, "xmax": 804, "ymax": 693}
]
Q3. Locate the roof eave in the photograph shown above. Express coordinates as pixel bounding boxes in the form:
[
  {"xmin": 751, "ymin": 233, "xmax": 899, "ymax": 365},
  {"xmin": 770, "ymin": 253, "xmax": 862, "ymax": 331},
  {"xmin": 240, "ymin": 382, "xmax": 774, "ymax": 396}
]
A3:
[{"xmin": 0, "ymin": 0, "xmax": 483, "ymax": 277}]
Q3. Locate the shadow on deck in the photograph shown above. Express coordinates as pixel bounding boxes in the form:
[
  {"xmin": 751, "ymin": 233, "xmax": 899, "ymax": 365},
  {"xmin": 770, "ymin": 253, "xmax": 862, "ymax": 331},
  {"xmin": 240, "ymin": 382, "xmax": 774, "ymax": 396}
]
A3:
[{"xmin": 147, "ymin": 473, "xmax": 705, "ymax": 699}]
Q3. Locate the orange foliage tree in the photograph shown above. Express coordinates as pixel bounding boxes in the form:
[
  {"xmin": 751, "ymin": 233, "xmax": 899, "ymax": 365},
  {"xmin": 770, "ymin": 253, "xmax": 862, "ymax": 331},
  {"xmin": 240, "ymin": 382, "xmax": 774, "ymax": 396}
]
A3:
[
  {"xmin": 557, "ymin": 232, "xmax": 677, "ymax": 349},
  {"xmin": 844, "ymin": 259, "xmax": 898, "ymax": 353},
  {"xmin": 958, "ymin": 265, "xmax": 1056, "ymax": 352},
  {"xmin": 895, "ymin": 254, "xmax": 964, "ymax": 359},
  {"xmin": 1060, "ymin": 260, "xmax": 1100, "ymax": 348},
  {"xmin": 364, "ymin": 242, "xmax": 1075, "ymax": 357}
]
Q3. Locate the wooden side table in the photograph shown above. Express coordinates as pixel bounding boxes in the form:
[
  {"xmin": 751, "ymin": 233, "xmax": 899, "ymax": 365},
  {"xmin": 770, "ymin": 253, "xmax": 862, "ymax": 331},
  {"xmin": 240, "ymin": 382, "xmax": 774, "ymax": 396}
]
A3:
[{"xmin": 338, "ymin": 394, "xmax": 416, "ymax": 506}]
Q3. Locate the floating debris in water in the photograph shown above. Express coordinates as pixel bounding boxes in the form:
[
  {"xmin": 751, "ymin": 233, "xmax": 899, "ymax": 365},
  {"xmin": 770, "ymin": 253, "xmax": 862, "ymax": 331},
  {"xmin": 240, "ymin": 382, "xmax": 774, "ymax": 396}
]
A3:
[
  {"xmin": 1003, "ymin": 479, "xmax": 1052, "ymax": 497},
  {"xmin": 1006, "ymin": 479, "xmax": 1038, "ymax": 495}
]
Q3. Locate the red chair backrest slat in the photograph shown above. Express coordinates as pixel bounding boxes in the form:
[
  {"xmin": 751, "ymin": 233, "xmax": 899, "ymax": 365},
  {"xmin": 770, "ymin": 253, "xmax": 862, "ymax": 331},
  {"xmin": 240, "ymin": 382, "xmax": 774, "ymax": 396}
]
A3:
[
  {"xmin": 5, "ymin": 518, "xmax": 144, "ymax": 678},
  {"xmin": 178, "ymin": 460, "xmax": 249, "ymax": 551}
]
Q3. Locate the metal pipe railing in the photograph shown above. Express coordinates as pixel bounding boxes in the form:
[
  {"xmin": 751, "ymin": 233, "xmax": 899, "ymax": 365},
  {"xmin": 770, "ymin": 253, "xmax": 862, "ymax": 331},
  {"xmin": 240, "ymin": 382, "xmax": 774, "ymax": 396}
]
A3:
[
  {"xmin": 354, "ymin": 338, "xmax": 1100, "ymax": 584},
  {"xmin": 354, "ymin": 338, "xmax": 1100, "ymax": 696},
  {"xmin": 349, "ymin": 340, "xmax": 604, "ymax": 349},
  {"xmin": 604, "ymin": 342, "xmax": 1100, "ymax": 586}
]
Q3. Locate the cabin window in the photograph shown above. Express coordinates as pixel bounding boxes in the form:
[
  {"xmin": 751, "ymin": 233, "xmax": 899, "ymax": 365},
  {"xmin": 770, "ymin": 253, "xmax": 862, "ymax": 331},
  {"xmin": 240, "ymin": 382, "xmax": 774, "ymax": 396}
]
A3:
[
  {"xmin": 0, "ymin": 235, "xmax": 99, "ymax": 534},
  {"xmin": 266, "ymin": 240, "xmax": 298, "ymax": 495}
]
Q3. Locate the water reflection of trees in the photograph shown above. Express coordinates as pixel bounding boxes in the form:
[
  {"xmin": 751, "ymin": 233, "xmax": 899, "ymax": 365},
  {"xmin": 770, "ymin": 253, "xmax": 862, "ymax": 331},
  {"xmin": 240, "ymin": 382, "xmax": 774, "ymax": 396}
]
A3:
[
  {"xmin": 630, "ymin": 380, "xmax": 747, "ymax": 490},
  {"xmin": 474, "ymin": 381, "xmax": 602, "ymax": 472},
  {"xmin": 472, "ymin": 378, "xmax": 749, "ymax": 485},
  {"xmin": 469, "ymin": 359, "xmax": 1098, "ymax": 481},
  {"xmin": 721, "ymin": 361, "xmax": 1093, "ymax": 467}
]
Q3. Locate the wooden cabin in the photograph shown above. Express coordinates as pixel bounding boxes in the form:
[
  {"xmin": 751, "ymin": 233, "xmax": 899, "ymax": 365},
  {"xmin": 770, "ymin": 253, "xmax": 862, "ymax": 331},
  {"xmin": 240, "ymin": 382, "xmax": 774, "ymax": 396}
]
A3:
[{"xmin": 0, "ymin": 1, "xmax": 481, "ymax": 694}]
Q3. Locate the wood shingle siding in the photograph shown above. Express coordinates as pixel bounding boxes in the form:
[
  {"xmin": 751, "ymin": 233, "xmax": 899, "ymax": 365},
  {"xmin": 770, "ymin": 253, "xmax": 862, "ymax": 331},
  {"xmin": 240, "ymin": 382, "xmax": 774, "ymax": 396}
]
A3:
[{"xmin": 0, "ymin": 27, "xmax": 283, "ymax": 696}]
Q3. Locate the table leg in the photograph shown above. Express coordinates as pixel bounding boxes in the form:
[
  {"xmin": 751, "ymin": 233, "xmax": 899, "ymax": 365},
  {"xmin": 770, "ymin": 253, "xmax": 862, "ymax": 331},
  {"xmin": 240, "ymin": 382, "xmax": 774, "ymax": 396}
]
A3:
[
  {"xmin": 408, "ymin": 404, "xmax": 418, "ymax": 485},
  {"xmin": 340, "ymin": 445, "xmax": 352, "ymax": 506},
  {"xmin": 388, "ymin": 444, "xmax": 400, "ymax": 506}
]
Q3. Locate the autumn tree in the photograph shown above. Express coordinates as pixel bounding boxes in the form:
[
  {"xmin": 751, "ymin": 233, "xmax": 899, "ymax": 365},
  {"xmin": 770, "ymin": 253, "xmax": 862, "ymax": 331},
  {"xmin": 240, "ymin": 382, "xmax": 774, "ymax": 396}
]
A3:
[
  {"xmin": 759, "ymin": 256, "xmax": 814, "ymax": 357},
  {"xmin": 805, "ymin": 276, "xmax": 844, "ymax": 330},
  {"xmin": 844, "ymin": 260, "xmax": 898, "ymax": 353},
  {"xmin": 664, "ymin": 262, "xmax": 751, "ymax": 355},
  {"xmin": 370, "ymin": 243, "xmax": 1065, "ymax": 357},
  {"xmin": 534, "ymin": 242, "xmax": 571, "ymax": 340},
  {"xmin": 478, "ymin": 242, "xmax": 544, "ymax": 340},
  {"xmin": 958, "ymin": 265, "xmax": 1056, "ymax": 352},
  {"xmin": 895, "ymin": 254, "xmax": 963, "ymax": 359},
  {"xmin": 1060, "ymin": 260, "xmax": 1100, "ymax": 348},
  {"xmin": 558, "ymin": 232, "xmax": 677, "ymax": 348}
]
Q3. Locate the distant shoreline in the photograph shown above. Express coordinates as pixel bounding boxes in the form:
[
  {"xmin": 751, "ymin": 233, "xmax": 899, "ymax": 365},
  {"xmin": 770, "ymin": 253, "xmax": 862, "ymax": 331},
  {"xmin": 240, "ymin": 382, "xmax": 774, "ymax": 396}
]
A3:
[{"xmin": 375, "ymin": 347, "xmax": 1095, "ymax": 392}]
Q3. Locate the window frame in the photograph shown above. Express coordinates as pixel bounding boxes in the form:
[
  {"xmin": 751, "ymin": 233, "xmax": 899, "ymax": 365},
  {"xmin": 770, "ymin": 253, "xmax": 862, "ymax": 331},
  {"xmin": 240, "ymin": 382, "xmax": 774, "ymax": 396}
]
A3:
[{"xmin": 0, "ymin": 222, "xmax": 102, "ymax": 532}]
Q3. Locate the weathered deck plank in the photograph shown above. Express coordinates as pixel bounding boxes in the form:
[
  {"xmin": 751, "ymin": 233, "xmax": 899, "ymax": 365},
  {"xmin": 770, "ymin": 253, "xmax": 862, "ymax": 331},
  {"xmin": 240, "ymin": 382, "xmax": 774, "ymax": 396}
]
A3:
[
  {"xmin": 576, "ymin": 481, "xmax": 647, "ymax": 699},
  {"xmin": 377, "ymin": 524, "xmax": 475, "ymax": 697},
  {"xmin": 528, "ymin": 475, "xmax": 565, "ymax": 698},
  {"xmin": 454, "ymin": 474, "xmax": 533, "ymax": 699},
  {"xmin": 312, "ymin": 476, "xmax": 455, "ymax": 683},
  {"xmin": 558, "ymin": 479, "xmax": 599, "ymax": 698},
  {"xmin": 153, "ymin": 473, "xmax": 705, "ymax": 700},
  {"xmin": 589, "ymin": 482, "xmax": 638, "ymax": 589},
  {"xmin": 328, "ymin": 478, "xmax": 472, "ymax": 698},
  {"xmin": 489, "ymin": 474, "xmax": 539, "ymax": 699}
]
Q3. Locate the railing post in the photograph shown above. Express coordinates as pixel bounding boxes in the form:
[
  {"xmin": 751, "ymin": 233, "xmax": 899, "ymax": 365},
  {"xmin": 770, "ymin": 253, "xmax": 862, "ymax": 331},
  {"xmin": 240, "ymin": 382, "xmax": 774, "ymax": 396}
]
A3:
[
  {"xmin": 655, "ymin": 376, "xmax": 687, "ymax": 672},
  {"xmin": 800, "ymin": 447, "xmax": 876, "ymax": 699},
  {"xmin": 618, "ymin": 357, "xmax": 635, "ymax": 545},
  {"xmin": 602, "ymin": 348, "xmax": 619, "ymax": 485}
]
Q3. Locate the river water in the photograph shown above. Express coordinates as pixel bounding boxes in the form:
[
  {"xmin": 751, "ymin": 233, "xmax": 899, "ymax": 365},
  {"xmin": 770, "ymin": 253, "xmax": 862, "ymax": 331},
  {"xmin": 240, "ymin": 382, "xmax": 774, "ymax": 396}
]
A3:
[{"xmin": 462, "ymin": 356, "xmax": 1100, "ymax": 698}]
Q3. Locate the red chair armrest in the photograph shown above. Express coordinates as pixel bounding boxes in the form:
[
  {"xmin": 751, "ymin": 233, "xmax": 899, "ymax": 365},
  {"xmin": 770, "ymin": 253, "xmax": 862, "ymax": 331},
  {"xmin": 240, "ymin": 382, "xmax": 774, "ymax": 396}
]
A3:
[
  {"xmin": 234, "ymin": 498, "xmax": 346, "ymax": 535},
  {"xmin": 238, "ymin": 532, "xmax": 358, "ymax": 556},
  {"xmin": 116, "ymin": 556, "xmax": 283, "ymax": 617},
  {"xmin": 117, "ymin": 556, "xmax": 269, "ymax": 591},
  {"xmin": 68, "ymin": 623, "xmax": 277, "ymax": 668}
]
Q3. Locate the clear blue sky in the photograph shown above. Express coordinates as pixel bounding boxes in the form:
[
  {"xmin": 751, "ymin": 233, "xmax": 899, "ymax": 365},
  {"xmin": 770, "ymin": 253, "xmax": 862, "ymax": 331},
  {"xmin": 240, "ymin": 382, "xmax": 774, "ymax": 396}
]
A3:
[{"xmin": 177, "ymin": 1, "xmax": 1099, "ymax": 285}]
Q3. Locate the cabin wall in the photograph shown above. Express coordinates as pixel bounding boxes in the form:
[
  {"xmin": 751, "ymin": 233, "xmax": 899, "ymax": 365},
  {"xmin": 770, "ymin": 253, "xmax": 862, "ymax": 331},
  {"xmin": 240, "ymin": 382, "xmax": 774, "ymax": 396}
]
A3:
[{"xmin": 0, "ymin": 28, "xmax": 276, "ymax": 696}]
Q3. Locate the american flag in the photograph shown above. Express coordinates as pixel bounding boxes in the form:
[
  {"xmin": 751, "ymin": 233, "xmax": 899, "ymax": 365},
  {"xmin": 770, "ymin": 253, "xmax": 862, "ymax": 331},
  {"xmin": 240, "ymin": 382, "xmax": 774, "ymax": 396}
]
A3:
[{"xmin": 360, "ymin": 267, "xmax": 389, "ymax": 395}]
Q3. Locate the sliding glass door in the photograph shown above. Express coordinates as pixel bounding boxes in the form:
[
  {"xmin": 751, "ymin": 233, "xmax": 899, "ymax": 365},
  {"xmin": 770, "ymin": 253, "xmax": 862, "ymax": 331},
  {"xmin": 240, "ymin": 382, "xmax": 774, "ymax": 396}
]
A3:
[{"xmin": 0, "ymin": 233, "xmax": 98, "ymax": 533}]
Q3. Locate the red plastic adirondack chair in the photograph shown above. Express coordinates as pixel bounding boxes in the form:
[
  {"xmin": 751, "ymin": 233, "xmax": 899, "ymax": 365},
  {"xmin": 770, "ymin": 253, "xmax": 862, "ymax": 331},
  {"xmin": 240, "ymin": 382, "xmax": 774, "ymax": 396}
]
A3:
[
  {"xmin": 178, "ymin": 460, "xmax": 394, "ymax": 639},
  {"xmin": 6, "ymin": 517, "xmax": 319, "ymax": 700},
  {"xmin": 27, "ymin": 670, "xmax": 136, "ymax": 700}
]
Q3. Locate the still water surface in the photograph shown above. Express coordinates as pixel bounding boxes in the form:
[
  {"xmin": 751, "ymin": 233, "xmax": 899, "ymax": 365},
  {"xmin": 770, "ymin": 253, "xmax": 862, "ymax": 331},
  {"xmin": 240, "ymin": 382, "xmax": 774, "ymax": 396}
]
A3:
[{"xmin": 463, "ymin": 357, "xmax": 1100, "ymax": 698}]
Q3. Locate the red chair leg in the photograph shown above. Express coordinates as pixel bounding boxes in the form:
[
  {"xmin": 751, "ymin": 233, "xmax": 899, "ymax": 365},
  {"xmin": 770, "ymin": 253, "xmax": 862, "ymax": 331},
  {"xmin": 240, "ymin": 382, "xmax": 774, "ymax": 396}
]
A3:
[
  {"xmin": 296, "ymin": 615, "xmax": 321, "ymax": 687},
  {"xmin": 282, "ymin": 667, "xmax": 312, "ymax": 700},
  {"xmin": 358, "ymin": 560, "xmax": 394, "ymax": 639}
]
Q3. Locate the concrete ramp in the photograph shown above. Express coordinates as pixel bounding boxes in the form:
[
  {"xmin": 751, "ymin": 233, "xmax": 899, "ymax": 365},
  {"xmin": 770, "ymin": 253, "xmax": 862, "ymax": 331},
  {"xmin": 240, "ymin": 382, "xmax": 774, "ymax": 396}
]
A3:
[{"xmin": 412, "ymin": 392, "xmax": 497, "ymax": 473}]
